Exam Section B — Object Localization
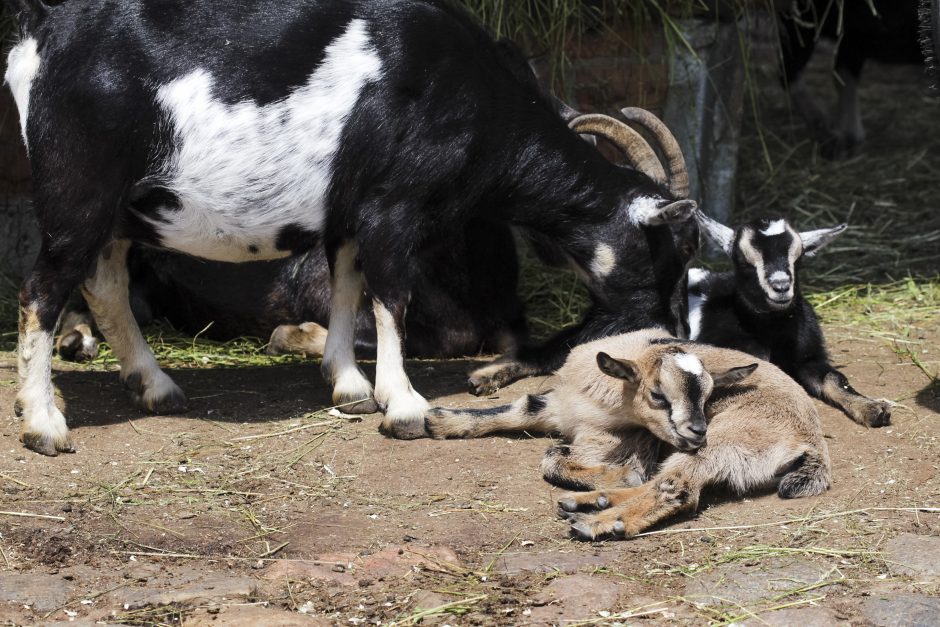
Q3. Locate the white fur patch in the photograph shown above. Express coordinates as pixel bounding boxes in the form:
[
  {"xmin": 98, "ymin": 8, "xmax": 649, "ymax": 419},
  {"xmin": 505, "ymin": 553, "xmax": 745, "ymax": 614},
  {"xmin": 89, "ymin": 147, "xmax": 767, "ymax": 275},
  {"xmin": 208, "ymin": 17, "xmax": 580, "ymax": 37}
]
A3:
[
  {"xmin": 769, "ymin": 270, "xmax": 789, "ymax": 283},
  {"xmin": 322, "ymin": 243, "xmax": 373, "ymax": 403},
  {"xmin": 687, "ymin": 291, "xmax": 706, "ymax": 341},
  {"xmin": 17, "ymin": 306, "xmax": 69, "ymax": 441},
  {"xmin": 628, "ymin": 196, "xmax": 664, "ymax": 226},
  {"xmin": 5, "ymin": 38, "xmax": 41, "ymax": 151},
  {"xmin": 674, "ymin": 353, "xmax": 703, "ymax": 375},
  {"xmin": 760, "ymin": 219, "xmax": 786, "ymax": 236},
  {"xmin": 687, "ymin": 267, "xmax": 709, "ymax": 289},
  {"xmin": 151, "ymin": 20, "xmax": 382, "ymax": 262},
  {"xmin": 590, "ymin": 243, "xmax": 616, "ymax": 278},
  {"xmin": 373, "ymin": 299, "xmax": 428, "ymax": 420}
]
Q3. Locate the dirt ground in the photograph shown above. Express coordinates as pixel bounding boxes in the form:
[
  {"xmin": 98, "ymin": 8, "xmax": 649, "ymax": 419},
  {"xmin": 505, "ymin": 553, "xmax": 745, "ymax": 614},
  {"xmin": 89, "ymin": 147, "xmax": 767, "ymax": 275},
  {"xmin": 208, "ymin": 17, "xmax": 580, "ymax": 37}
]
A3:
[
  {"xmin": 2, "ymin": 23, "xmax": 940, "ymax": 627},
  {"xmin": 0, "ymin": 316, "xmax": 937, "ymax": 625}
]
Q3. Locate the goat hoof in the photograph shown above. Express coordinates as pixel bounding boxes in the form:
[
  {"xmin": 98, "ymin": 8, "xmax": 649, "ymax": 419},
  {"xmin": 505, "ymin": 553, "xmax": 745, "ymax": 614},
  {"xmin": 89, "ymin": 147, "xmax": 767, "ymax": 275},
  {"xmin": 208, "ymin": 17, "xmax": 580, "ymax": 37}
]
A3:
[
  {"xmin": 612, "ymin": 520, "xmax": 625, "ymax": 536},
  {"xmin": 266, "ymin": 323, "xmax": 328, "ymax": 357},
  {"xmin": 861, "ymin": 400, "xmax": 892, "ymax": 428},
  {"xmin": 467, "ymin": 375, "xmax": 498, "ymax": 397},
  {"xmin": 379, "ymin": 415, "xmax": 428, "ymax": 440},
  {"xmin": 596, "ymin": 495, "xmax": 610, "ymax": 509},
  {"xmin": 56, "ymin": 329, "xmax": 99, "ymax": 363},
  {"xmin": 558, "ymin": 497, "xmax": 579, "ymax": 513},
  {"xmin": 21, "ymin": 430, "xmax": 76, "ymax": 456},
  {"xmin": 338, "ymin": 398, "xmax": 379, "ymax": 415},
  {"xmin": 569, "ymin": 520, "xmax": 596, "ymax": 541},
  {"xmin": 149, "ymin": 386, "xmax": 189, "ymax": 415},
  {"xmin": 123, "ymin": 371, "xmax": 188, "ymax": 414}
]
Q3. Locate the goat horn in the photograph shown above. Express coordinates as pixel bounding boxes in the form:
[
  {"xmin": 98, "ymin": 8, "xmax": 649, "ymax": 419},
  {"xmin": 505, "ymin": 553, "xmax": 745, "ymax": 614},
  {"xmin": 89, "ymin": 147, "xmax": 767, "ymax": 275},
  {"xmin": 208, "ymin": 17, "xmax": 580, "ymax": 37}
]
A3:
[
  {"xmin": 568, "ymin": 114, "xmax": 668, "ymax": 186},
  {"xmin": 619, "ymin": 107, "xmax": 689, "ymax": 199}
]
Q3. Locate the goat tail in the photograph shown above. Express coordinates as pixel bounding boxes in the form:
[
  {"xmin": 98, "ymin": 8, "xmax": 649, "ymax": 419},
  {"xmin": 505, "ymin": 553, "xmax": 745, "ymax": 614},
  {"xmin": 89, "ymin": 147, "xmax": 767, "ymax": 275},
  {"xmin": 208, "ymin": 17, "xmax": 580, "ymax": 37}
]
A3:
[
  {"xmin": 3, "ymin": 0, "xmax": 48, "ymax": 34},
  {"xmin": 777, "ymin": 447, "xmax": 832, "ymax": 499},
  {"xmin": 425, "ymin": 393, "xmax": 556, "ymax": 440}
]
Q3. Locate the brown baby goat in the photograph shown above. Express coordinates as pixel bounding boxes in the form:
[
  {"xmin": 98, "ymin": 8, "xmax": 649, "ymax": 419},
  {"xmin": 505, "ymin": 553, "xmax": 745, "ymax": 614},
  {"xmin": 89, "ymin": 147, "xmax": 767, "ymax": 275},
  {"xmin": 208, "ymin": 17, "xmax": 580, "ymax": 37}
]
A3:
[{"xmin": 425, "ymin": 329, "xmax": 831, "ymax": 539}]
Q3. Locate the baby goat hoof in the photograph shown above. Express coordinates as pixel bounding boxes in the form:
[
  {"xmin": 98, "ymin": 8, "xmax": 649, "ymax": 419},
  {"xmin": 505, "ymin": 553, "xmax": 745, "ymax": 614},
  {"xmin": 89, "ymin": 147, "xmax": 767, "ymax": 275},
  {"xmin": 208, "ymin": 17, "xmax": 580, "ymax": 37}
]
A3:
[
  {"xmin": 56, "ymin": 329, "xmax": 99, "ymax": 363},
  {"xmin": 860, "ymin": 400, "xmax": 892, "ymax": 428},
  {"xmin": 596, "ymin": 495, "xmax": 610, "ymax": 509},
  {"xmin": 569, "ymin": 521, "xmax": 596, "ymax": 541},
  {"xmin": 558, "ymin": 497, "xmax": 579, "ymax": 513},
  {"xmin": 467, "ymin": 375, "xmax": 499, "ymax": 397}
]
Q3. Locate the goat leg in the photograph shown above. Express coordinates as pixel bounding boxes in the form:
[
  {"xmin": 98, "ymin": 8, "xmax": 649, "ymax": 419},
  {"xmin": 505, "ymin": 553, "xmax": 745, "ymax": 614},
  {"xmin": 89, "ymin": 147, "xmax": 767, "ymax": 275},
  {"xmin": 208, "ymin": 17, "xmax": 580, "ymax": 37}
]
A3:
[
  {"xmin": 797, "ymin": 361, "xmax": 891, "ymax": 427},
  {"xmin": 561, "ymin": 472, "xmax": 700, "ymax": 541},
  {"xmin": 541, "ymin": 443, "xmax": 645, "ymax": 492}
]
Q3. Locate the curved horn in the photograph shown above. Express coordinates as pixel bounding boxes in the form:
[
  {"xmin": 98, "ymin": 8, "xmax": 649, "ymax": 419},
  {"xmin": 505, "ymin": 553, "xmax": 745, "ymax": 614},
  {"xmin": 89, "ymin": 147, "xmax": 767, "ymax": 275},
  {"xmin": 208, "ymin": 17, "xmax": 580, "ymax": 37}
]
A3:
[
  {"xmin": 568, "ymin": 114, "xmax": 668, "ymax": 185},
  {"xmin": 620, "ymin": 107, "xmax": 689, "ymax": 199}
]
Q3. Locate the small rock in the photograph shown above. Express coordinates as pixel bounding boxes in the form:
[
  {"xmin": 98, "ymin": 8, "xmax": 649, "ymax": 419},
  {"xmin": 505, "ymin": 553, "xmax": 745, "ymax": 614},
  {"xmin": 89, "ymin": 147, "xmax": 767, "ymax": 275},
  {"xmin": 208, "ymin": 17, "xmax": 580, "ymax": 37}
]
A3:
[
  {"xmin": 0, "ymin": 573, "xmax": 74, "ymax": 611},
  {"xmin": 528, "ymin": 574, "xmax": 624, "ymax": 623},
  {"xmin": 119, "ymin": 574, "xmax": 257, "ymax": 609},
  {"xmin": 685, "ymin": 559, "xmax": 835, "ymax": 606},
  {"xmin": 743, "ymin": 607, "xmax": 846, "ymax": 626},
  {"xmin": 861, "ymin": 593, "xmax": 940, "ymax": 627},
  {"xmin": 332, "ymin": 564, "xmax": 346, "ymax": 573},
  {"xmin": 495, "ymin": 552, "xmax": 608, "ymax": 575},
  {"xmin": 886, "ymin": 534, "xmax": 940, "ymax": 581}
]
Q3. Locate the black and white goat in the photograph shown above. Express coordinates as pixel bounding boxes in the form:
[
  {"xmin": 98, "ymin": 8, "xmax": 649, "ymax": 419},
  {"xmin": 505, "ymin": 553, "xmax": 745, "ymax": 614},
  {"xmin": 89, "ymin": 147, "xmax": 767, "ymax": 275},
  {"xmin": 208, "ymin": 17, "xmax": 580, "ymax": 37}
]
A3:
[
  {"xmin": 5, "ymin": 0, "xmax": 695, "ymax": 455},
  {"xmin": 778, "ymin": 0, "xmax": 923, "ymax": 158},
  {"xmin": 688, "ymin": 212, "xmax": 891, "ymax": 427}
]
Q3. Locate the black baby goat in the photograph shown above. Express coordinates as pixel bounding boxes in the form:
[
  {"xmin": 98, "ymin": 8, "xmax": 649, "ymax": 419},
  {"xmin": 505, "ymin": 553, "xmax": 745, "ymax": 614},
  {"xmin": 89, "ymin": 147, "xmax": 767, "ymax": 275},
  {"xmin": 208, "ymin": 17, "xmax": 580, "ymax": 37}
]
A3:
[{"xmin": 688, "ymin": 212, "xmax": 891, "ymax": 427}]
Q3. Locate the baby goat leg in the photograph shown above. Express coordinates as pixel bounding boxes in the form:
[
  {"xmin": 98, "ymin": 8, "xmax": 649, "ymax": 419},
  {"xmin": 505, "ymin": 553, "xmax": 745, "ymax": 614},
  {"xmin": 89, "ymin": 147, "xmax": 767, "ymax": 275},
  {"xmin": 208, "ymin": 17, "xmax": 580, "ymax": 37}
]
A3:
[
  {"xmin": 542, "ymin": 444, "xmax": 644, "ymax": 491},
  {"xmin": 563, "ymin": 470, "xmax": 701, "ymax": 540},
  {"xmin": 798, "ymin": 362, "xmax": 891, "ymax": 427}
]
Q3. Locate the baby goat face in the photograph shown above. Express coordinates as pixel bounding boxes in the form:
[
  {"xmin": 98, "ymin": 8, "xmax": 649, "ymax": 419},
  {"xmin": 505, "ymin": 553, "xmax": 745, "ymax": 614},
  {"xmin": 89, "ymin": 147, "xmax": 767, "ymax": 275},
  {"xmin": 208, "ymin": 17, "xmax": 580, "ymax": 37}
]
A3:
[
  {"xmin": 596, "ymin": 349, "xmax": 755, "ymax": 451},
  {"xmin": 698, "ymin": 215, "xmax": 846, "ymax": 313}
]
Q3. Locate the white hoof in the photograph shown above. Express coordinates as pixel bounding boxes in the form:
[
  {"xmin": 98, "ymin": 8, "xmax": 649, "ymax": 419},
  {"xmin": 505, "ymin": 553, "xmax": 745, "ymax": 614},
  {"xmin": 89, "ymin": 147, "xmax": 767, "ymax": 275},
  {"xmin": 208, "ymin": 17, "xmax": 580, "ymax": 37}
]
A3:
[{"xmin": 17, "ymin": 398, "xmax": 74, "ymax": 456}]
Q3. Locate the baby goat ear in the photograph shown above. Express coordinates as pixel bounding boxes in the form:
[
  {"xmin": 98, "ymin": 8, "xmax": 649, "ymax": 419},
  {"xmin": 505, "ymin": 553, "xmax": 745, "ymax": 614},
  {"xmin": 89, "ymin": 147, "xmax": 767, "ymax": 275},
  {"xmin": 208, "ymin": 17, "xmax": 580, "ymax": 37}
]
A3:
[
  {"xmin": 800, "ymin": 224, "xmax": 847, "ymax": 257},
  {"xmin": 596, "ymin": 352, "xmax": 640, "ymax": 384},
  {"xmin": 711, "ymin": 363, "xmax": 759, "ymax": 388},
  {"xmin": 694, "ymin": 210, "xmax": 735, "ymax": 256}
]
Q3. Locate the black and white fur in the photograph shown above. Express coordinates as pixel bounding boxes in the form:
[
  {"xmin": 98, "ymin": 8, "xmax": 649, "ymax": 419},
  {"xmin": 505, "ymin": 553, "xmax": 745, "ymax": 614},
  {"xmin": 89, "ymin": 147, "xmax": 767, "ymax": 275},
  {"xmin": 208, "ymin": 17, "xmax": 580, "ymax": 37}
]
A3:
[
  {"xmin": 689, "ymin": 212, "xmax": 891, "ymax": 427},
  {"xmin": 4, "ymin": 0, "xmax": 695, "ymax": 454},
  {"xmin": 778, "ymin": 0, "xmax": 924, "ymax": 158}
]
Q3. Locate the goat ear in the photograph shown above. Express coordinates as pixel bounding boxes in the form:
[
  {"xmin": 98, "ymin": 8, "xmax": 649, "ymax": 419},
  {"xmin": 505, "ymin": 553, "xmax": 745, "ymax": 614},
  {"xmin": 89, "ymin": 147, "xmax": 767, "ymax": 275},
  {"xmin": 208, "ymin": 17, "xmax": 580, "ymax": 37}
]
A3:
[
  {"xmin": 694, "ymin": 210, "xmax": 735, "ymax": 256},
  {"xmin": 800, "ymin": 224, "xmax": 847, "ymax": 257},
  {"xmin": 596, "ymin": 352, "xmax": 640, "ymax": 384},
  {"xmin": 711, "ymin": 363, "xmax": 758, "ymax": 388}
]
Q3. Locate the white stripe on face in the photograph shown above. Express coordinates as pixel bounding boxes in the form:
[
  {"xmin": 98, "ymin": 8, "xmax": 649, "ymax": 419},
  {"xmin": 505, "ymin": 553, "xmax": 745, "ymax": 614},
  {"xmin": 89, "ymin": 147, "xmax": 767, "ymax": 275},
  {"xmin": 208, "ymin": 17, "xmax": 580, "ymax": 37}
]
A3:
[
  {"xmin": 674, "ymin": 353, "xmax": 703, "ymax": 375},
  {"xmin": 760, "ymin": 219, "xmax": 786, "ymax": 236},
  {"xmin": 739, "ymin": 226, "xmax": 801, "ymax": 307}
]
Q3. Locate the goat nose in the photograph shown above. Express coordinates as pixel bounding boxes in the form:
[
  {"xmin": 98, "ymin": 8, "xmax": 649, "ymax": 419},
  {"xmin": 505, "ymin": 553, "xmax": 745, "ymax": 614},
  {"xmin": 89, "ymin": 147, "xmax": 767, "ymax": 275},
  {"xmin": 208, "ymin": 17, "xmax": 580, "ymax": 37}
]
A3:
[
  {"xmin": 769, "ymin": 275, "xmax": 791, "ymax": 293},
  {"xmin": 687, "ymin": 421, "xmax": 707, "ymax": 436}
]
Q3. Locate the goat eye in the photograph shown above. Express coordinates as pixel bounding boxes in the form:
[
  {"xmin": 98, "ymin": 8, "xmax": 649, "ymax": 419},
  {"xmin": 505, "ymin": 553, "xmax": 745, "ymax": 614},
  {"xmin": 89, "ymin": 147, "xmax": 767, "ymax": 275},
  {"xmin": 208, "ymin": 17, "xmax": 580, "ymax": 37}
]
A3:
[{"xmin": 650, "ymin": 391, "xmax": 669, "ymax": 407}]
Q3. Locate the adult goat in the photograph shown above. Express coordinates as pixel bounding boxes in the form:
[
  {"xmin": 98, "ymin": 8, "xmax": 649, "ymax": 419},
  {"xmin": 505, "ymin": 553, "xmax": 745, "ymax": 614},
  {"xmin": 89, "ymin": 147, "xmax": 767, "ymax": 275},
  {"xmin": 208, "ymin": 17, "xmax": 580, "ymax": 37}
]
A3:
[{"xmin": 5, "ymin": 0, "xmax": 694, "ymax": 454}]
